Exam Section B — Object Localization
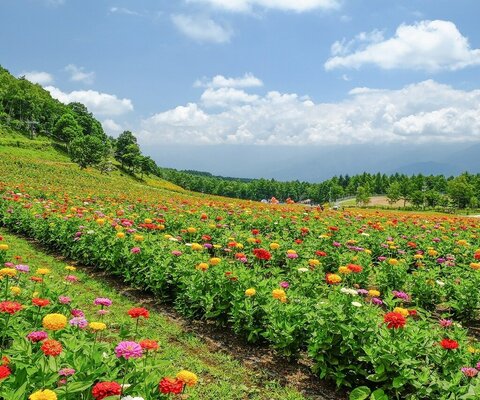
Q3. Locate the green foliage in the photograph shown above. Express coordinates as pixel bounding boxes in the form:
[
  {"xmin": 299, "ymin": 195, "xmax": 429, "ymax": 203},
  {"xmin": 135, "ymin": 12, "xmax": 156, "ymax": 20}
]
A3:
[{"xmin": 69, "ymin": 135, "xmax": 109, "ymax": 169}]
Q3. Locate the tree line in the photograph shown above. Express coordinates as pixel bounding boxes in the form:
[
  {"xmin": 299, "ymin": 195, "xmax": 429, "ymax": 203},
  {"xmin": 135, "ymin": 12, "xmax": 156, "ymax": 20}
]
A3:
[{"xmin": 1, "ymin": 64, "xmax": 479, "ymax": 210}]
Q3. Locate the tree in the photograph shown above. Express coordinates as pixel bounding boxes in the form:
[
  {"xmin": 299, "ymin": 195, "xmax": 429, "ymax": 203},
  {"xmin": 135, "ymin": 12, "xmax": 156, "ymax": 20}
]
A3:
[
  {"xmin": 53, "ymin": 113, "xmax": 82, "ymax": 144},
  {"xmin": 410, "ymin": 190, "xmax": 425, "ymax": 208},
  {"xmin": 386, "ymin": 181, "xmax": 401, "ymax": 205},
  {"xmin": 69, "ymin": 135, "xmax": 108, "ymax": 169},
  {"xmin": 356, "ymin": 185, "xmax": 371, "ymax": 206},
  {"xmin": 447, "ymin": 175, "xmax": 474, "ymax": 209},
  {"xmin": 399, "ymin": 179, "xmax": 412, "ymax": 207}
]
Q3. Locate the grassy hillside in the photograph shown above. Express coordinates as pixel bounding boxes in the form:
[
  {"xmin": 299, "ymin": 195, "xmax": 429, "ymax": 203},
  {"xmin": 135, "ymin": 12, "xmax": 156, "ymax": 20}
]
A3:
[{"xmin": 0, "ymin": 126, "xmax": 187, "ymax": 196}]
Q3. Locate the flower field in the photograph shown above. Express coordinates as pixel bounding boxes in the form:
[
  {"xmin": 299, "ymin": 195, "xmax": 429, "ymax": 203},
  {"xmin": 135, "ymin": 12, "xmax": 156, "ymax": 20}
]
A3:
[{"xmin": 1, "ymin": 151, "xmax": 480, "ymax": 399}]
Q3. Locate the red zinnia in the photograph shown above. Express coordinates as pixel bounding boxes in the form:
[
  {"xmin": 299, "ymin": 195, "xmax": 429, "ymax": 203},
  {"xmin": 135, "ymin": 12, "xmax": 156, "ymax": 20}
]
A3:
[
  {"xmin": 92, "ymin": 381, "xmax": 122, "ymax": 400},
  {"xmin": 1, "ymin": 356, "xmax": 10, "ymax": 366},
  {"xmin": 30, "ymin": 276, "xmax": 43, "ymax": 283},
  {"xmin": 139, "ymin": 339, "xmax": 159, "ymax": 351},
  {"xmin": 315, "ymin": 251, "xmax": 327, "ymax": 257},
  {"xmin": 0, "ymin": 365, "xmax": 11, "ymax": 380},
  {"xmin": 251, "ymin": 229, "xmax": 260, "ymax": 235},
  {"xmin": 0, "ymin": 301, "xmax": 23, "ymax": 315},
  {"xmin": 253, "ymin": 248, "xmax": 271, "ymax": 261},
  {"xmin": 440, "ymin": 338, "xmax": 459, "ymax": 350},
  {"xmin": 347, "ymin": 264, "xmax": 363, "ymax": 273},
  {"xmin": 32, "ymin": 298, "xmax": 50, "ymax": 307},
  {"xmin": 41, "ymin": 339, "xmax": 63, "ymax": 357},
  {"xmin": 383, "ymin": 312, "xmax": 407, "ymax": 329},
  {"xmin": 127, "ymin": 307, "xmax": 149, "ymax": 319},
  {"xmin": 158, "ymin": 377, "xmax": 183, "ymax": 394}
]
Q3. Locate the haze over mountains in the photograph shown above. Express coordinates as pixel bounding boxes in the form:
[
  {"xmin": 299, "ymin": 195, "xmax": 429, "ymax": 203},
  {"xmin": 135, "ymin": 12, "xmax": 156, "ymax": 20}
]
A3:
[{"xmin": 145, "ymin": 143, "xmax": 480, "ymax": 182}]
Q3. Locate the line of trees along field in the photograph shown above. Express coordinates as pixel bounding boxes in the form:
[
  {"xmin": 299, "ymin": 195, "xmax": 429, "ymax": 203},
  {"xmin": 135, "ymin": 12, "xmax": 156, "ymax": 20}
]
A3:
[{"xmin": 1, "ymin": 65, "xmax": 479, "ymax": 209}]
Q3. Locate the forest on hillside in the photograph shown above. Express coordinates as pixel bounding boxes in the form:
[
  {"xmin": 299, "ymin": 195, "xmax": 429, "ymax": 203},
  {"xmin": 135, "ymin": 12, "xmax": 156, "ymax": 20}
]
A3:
[{"xmin": 1, "ymin": 64, "xmax": 479, "ymax": 209}]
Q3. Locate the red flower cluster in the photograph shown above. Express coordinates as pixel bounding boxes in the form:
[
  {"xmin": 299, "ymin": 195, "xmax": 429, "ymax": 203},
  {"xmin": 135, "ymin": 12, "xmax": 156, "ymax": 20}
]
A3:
[
  {"xmin": 253, "ymin": 248, "xmax": 271, "ymax": 261},
  {"xmin": 251, "ymin": 229, "xmax": 260, "ymax": 235},
  {"xmin": 41, "ymin": 339, "xmax": 63, "ymax": 357},
  {"xmin": 383, "ymin": 312, "xmax": 407, "ymax": 329},
  {"xmin": 139, "ymin": 339, "xmax": 159, "ymax": 351},
  {"xmin": 32, "ymin": 298, "xmax": 50, "ymax": 307},
  {"xmin": 440, "ymin": 338, "xmax": 459, "ymax": 350},
  {"xmin": 347, "ymin": 264, "xmax": 363, "ymax": 273},
  {"xmin": 158, "ymin": 377, "xmax": 183, "ymax": 394},
  {"xmin": 92, "ymin": 381, "xmax": 122, "ymax": 400},
  {"xmin": 315, "ymin": 251, "xmax": 327, "ymax": 257},
  {"xmin": 0, "ymin": 365, "xmax": 11, "ymax": 380},
  {"xmin": 0, "ymin": 301, "xmax": 23, "ymax": 315},
  {"xmin": 128, "ymin": 307, "xmax": 149, "ymax": 319}
]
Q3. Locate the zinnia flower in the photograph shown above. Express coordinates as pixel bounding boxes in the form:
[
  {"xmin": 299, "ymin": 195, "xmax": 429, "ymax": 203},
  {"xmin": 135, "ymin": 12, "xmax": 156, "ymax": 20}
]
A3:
[
  {"xmin": 440, "ymin": 338, "xmax": 459, "ymax": 350},
  {"xmin": 383, "ymin": 312, "xmax": 407, "ymax": 329},
  {"xmin": 92, "ymin": 381, "xmax": 122, "ymax": 400},
  {"xmin": 347, "ymin": 264, "xmax": 363, "ymax": 273},
  {"xmin": 59, "ymin": 368, "xmax": 76, "ymax": 377},
  {"xmin": 32, "ymin": 298, "xmax": 50, "ymax": 307},
  {"xmin": 42, "ymin": 314, "xmax": 67, "ymax": 331},
  {"xmin": 253, "ymin": 248, "xmax": 271, "ymax": 261},
  {"xmin": 27, "ymin": 331, "xmax": 48, "ymax": 343},
  {"xmin": 139, "ymin": 339, "xmax": 159, "ymax": 351},
  {"xmin": 94, "ymin": 298, "xmax": 112, "ymax": 307},
  {"xmin": 29, "ymin": 389, "xmax": 57, "ymax": 400},
  {"xmin": 89, "ymin": 322, "xmax": 107, "ymax": 331},
  {"xmin": 0, "ymin": 301, "xmax": 23, "ymax": 315},
  {"xmin": 245, "ymin": 288, "xmax": 256, "ymax": 297},
  {"xmin": 70, "ymin": 317, "xmax": 88, "ymax": 329},
  {"xmin": 272, "ymin": 289, "xmax": 287, "ymax": 302},
  {"xmin": 115, "ymin": 341, "xmax": 143, "ymax": 359},
  {"xmin": 0, "ymin": 365, "xmax": 11, "ymax": 380},
  {"xmin": 176, "ymin": 370, "xmax": 198, "ymax": 387},
  {"xmin": 461, "ymin": 367, "xmax": 478, "ymax": 377},
  {"xmin": 127, "ymin": 307, "xmax": 149, "ymax": 319},
  {"xmin": 325, "ymin": 273, "xmax": 342, "ymax": 284},
  {"xmin": 158, "ymin": 377, "xmax": 183, "ymax": 394},
  {"xmin": 41, "ymin": 339, "xmax": 63, "ymax": 357}
]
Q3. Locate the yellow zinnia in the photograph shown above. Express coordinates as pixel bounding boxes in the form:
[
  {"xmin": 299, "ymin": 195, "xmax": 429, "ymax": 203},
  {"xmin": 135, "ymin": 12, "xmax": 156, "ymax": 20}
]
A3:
[
  {"xmin": 209, "ymin": 257, "xmax": 221, "ymax": 266},
  {"xmin": 89, "ymin": 322, "xmax": 107, "ymax": 331},
  {"xmin": 245, "ymin": 288, "xmax": 256, "ymax": 297},
  {"xmin": 43, "ymin": 313, "xmax": 67, "ymax": 331},
  {"xmin": 393, "ymin": 307, "xmax": 409, "ymax": 317},
  {"xmin": 269, "ymin": 243, "xmax": 280, "ymax": 250},
  {"xmin": 176, "ymin": 370, "xmax": 198, "ymax": 387},
  {"xmin": 36, "ymin": 268, "xmax": 51, "ymax": 275},
  {"xmin": 368, "ymin": 289, "xmax": 380, "ymax": 297},
  {"xmin": 0, "ymin": 244, "xmax": 9, "ymax": 251},
  {"xmin": 196, "ymin": 263, "xmax": 209, "ymax": 271},
  {"xmin": 29, "ymin": 389, "xmax": 57, "ymax": 400},
  {"xmin": 0, "ymin": 268, "xmax": 17, "ymax": 278}
]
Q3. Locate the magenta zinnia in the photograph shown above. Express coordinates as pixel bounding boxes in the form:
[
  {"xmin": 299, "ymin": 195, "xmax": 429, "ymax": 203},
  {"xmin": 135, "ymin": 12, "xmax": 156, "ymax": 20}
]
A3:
[{"xmin": 114, "ymin": 341, "xmax": 143, "ymax": 359}]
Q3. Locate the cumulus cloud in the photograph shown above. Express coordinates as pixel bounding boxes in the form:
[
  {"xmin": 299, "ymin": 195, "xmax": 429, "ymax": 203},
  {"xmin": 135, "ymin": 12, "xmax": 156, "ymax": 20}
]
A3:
[
  {"xmin": 194, "ymin": 73, "xmax": 263, "ymax": 88},
  {"xmin": 187, "ymin": 0, "xmax": 340, "ymax": 13},
  {"xmin": 171, "ymin": 14, "xmax": 232, "ymax": 43},
  {"xmin": 325, "ymin": 20, "xmax": 480, "ymax": 71},
  {"xmin": 45, "ymin": 86, "xmax": 134, "ymax": 117},
  {"xmin": 102, "ymin": 119, "xmax": 123, "ymax": 135},
  {"xmin": 65, "ymin": 64, "xmax": 95, "ymax": 84},
  {"xmin": 19, "ymin": 71, "xmax": 54, "ymax": 85},
  {"xmin": 140, "ymin": 80, "xmax": 480, "ymax": 146}
]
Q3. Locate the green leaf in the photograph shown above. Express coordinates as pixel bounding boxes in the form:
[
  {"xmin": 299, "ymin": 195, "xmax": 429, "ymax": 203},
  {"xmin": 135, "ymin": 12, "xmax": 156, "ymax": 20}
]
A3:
[
  {"xmin": 371, "ymin": 389, "xmax": 389, "ymax": 400},
  {"xmin": 349, "ymin": 386, "xmax": 371, "ymax": 400}
]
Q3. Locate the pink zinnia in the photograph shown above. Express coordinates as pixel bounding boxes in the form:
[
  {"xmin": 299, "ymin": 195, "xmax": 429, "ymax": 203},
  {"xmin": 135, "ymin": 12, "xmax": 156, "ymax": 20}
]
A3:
[
  {"xmin": 65, "ymin": 275, "xmax": 79, "ymax": 282},
  {"xmin": 439, "ymin": 319, "xmax": 453, "ymax": 328},
  {"xmin": 94, "ymin": 298, "xmax": 112, "ymax": 307},
  {"xmin": 461, "ymin": 367, "xmax": 478, "ymax": 377},
  {"xmin": 69, "ymin": 317, "xmax": 88, "ymax": 329},
  {"xmin": 58, "ymin": 296, "xmax": 71, "ymax": 304},
  {"xmin": 279, "ymin": 281, "xmax": 290, "ymax": 289},
  {"xmin": 115, "ymin": 341, "xmax": 143, "ymax": 359},
  {"xmin": 171, "ymin": 250, "xmax": 182, "ymax": 256},
  {"xmin": 27, "ymin": 331, "xmax": 48, "ymax": 343},
  {"xmin": 131, "ymin": 247, "xmax": 141, "ymax": 254},
  {"xmin": 71, "ymin": 308, "xmax": 85, "ymax": 317},
  {"xmin": 59, "ymin": 368, "xmax": 76, "ymax": 377}
]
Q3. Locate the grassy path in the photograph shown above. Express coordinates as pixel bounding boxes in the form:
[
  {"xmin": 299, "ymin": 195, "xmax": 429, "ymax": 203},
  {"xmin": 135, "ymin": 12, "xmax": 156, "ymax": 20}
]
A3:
[{"xmin": 0, "ymin": 228, "xmax": 311, "ymax": 400}]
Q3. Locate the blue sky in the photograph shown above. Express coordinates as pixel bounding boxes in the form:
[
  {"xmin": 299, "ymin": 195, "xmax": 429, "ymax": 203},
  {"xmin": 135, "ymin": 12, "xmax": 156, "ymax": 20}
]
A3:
[{"xmin": 1, "ymin": 0, "xmax": 480, "ymax": 158}]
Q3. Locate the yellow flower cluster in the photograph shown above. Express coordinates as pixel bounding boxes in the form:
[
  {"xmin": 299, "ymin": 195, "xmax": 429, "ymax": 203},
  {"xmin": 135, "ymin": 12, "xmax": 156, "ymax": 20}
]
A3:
[
  {"xmin": 209, "ymin": 257, "xmax": 221, "ymax": 266},
  {"xmin": 176, "ymin": 370, "xmax": 198, "ymax": 386},
  {"xmin": 245, "ymin": 288, "xmax": 256, "ymax": 297},
  {"xmin": 196, "ymin": 262, "xmax": 209, "ymax": 271},
  {"xmin": 29, "ymin": 389, "xmax": 57, "ymax": 400},
  {"xmin": 272, "ymin": 289, "xmax": 287, "ymax": 302},
  {"xmin": 0, "ymin": 268, "xmax": 17, "ymax": 277},
  {"xmin": 42, "ymin": 314, "xmax": 67, "ymax": 331},
  {"xmin": 89, "ymin": 322, "xmax": 107, "ymax": 331}
]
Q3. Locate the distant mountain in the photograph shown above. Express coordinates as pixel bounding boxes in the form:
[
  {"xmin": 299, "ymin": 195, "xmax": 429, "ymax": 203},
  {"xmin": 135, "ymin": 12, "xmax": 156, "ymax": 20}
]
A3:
[{"xmin": 144, "ymin": 142, "xmax": 480, "ymax": 182}]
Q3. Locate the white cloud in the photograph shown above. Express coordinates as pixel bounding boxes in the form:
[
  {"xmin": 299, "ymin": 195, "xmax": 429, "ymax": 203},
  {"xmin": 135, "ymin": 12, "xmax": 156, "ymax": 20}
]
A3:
[
  {"xmin": 187, "ymin": 0, "xmax": 340, "ymax": 13},
  {"xmin": 194, "ymin": 73, "xmax": 263, "ymax": 88},
  {"xmin": 325, "ymin": 20, "xmax": 480, "ymax": 71},
  {"xmin": 109, "ymin": 7, "xmax": 142, "ymax": 16},
  {"xmin": 102, "ymin": 119, "xmax": 123, "ymax": 135},
  {"xmin": 65, "ymin": 64, "xmax": 95, "ymax": 84},
  {"xmin": 140, "ymin": 79, "xmax": 480, "ymax": 146},
  {"xmin": 45, "ymin": 86, "xmax": 134, "ymax": 117},
  {"xmin": 201, "ymin": 88, "xmax": 259, "ymax": 107},
  {"xmin": 20, "ymin": 71, "xmax": 54, "ymax": 85},
  {"xmin": 171, "ymin": 14, "xmax": 232, "ymax": 43}
]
